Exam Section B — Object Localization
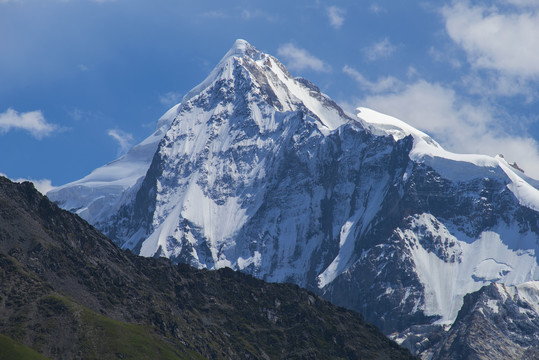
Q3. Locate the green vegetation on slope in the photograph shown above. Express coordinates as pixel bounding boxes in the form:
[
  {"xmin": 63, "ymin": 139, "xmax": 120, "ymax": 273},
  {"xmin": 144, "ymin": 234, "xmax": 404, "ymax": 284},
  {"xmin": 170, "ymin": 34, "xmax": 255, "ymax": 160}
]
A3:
[
  {"xmin": 44, "ymin": 294, "xmax": 191, "ymax": 360},
  {"xmin": 0, "ymin": 333, "xmax": 50, "ymax": 360}
]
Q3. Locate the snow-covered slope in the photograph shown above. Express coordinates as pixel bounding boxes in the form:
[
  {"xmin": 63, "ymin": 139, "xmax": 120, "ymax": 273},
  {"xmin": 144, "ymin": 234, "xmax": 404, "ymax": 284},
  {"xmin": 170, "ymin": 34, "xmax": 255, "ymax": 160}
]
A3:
[
  {"xmin": 49, "ymin": 40, "xmax": 539, "ymax": 356},
  {"xmin": 47, "ymin": 104, "xmax": 180, "ymax": 223},
  {"xmin": 358, "ymin": 107, "xmax": 539, "ymax": 210}
]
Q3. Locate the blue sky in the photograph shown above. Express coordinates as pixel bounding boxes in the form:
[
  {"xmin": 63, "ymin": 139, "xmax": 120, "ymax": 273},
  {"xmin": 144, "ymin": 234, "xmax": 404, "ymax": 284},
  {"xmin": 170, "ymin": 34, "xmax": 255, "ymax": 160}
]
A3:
[{"xmin": 2, "ymin": 0, "xmax": 539, "ymax": 192}]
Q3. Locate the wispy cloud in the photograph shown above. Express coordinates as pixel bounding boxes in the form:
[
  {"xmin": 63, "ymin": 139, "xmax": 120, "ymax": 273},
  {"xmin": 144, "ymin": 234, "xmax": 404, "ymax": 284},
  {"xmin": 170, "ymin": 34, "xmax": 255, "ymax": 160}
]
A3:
[
  {"xmin": 343, "ymin": 65, "xmax": 401, "ymax": 93},
  {"xmin": 68, "ymin": 108, "xmax": 85, "ymax": 122},
  {"xmin": 327, "ymin": 6, "xmax": 345, "ymax": 29},
  {"xmin": 461, "ymin": 71, "xmax": 536, "ymax": 101},
  {"xmin": 503, "ymin": 0, "xmax": 539, "ymax": 9},
  {"xmin": 0, "ymin": 108, "xmax": 56, "ymax": 139},
  {"xmin": 369, "ymin": 4, "xmax": 387, "ymax": 15},
  {"xmin": 159, "ymin": 91, "xmax": 182, "ymax": 107},
  {"xmin": 364, "ymin": 38, "xmax": 396, "ymax": 61},
  {"xmin": 277, "ymin": 43, "xmax": 331, "ymax": 73},
  {"xmin": 428, "ymin": 46, "xmax": 462, "ymax": 68},
  {"xmin": 240, "ymin": 8, "xmax": 277, "ymax": 22},
  {"xmin": 107, "ymin": 129, "xmax": 134, "ymax": 156},
  {"xmin": 201, "ymin": 10, "xmax": 229, "ymax": 19}
]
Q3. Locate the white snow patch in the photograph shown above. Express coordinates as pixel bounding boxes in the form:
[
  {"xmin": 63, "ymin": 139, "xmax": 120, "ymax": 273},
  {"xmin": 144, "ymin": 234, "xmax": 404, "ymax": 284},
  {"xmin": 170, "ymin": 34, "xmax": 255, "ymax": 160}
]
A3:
[
  {"xmin": 514, "ymin": 281, "xmax": 539, "ymax": 315},
  {"xmin": 472, "ymin": 259, "xmax": 512, "ymax": 282},
  {"xmin": 140, "ymin": 202, "xmax": 183, "ymax": 258},
  {"xmin": 237, "ymin": 251, "xmax": 262, "ymax": 270},
  {"xmin": 317, "ymin": 218, "xmax": 359, "ymax": 288},
  {"xmin": 486, "ymin": 299, "xmax": 500, "ymax": 314},
  {"xmin": 405, "ymin": 214, "xmax": 538, "ymax": 325}
]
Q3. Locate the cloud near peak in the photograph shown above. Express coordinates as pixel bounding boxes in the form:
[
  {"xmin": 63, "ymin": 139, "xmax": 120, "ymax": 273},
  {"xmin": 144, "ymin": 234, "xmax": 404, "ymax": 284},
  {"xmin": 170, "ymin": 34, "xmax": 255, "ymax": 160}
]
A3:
[
  {"xmin": 443, "ymin": 2, "xmax": 539, "ymax": 78},
  {"xmin": 277, "ymin": 43, "xmax": 331, "ymax": 73},
  {"xmin": 107, "ymin": 129, "xmax": 134, "ymax": 156},
  {"xmin": 364, "ymin": 38, "xmax": 396, "ymax": 61},
  {"xmin": 0, "ymin": 108, "xmax": 56, "ymax": 139},
  {"xmin": 327, "ymin": 6, "xmax": 345, "ymax": 29}
]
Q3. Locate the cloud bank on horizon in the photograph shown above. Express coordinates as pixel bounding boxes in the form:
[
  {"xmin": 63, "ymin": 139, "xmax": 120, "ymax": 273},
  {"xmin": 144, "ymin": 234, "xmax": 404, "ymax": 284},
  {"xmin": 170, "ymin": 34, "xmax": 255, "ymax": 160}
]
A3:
[{"xmin": 1, "ymin": 0, "xmax": 539, "ymax": 182}]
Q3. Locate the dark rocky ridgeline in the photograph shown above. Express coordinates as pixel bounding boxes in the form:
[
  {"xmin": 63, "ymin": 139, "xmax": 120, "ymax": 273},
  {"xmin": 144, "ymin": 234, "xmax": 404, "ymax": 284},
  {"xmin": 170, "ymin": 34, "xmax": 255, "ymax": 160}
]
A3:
[{"xmin": 0, "ymin": 176, "xmax": 415, "ymax": 360}]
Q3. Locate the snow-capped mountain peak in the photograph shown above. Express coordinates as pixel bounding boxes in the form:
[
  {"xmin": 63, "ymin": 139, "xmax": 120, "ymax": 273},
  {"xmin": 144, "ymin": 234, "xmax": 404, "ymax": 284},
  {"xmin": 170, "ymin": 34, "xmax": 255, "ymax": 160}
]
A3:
[
  {"xmin": 49, "ymin": 39, "xmax": 539, "ymax": 358},
  {"xmin": 182, "ymin": 40, "xmax": 352, "ymax": 133}
]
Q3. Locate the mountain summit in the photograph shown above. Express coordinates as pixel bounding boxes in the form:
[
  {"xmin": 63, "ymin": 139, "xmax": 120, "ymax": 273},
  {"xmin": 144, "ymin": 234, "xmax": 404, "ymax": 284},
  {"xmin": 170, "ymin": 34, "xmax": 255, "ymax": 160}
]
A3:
[{"xmin": 48, "ymin": 40, "xmax": 539, "ymax": 357}]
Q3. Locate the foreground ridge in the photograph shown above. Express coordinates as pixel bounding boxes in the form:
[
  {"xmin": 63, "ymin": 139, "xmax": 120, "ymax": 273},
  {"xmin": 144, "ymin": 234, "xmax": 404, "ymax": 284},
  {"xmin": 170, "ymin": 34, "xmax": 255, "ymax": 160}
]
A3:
[{"xmin": 0, "ymin": 176, "xmax": 414, "ymax": 359}]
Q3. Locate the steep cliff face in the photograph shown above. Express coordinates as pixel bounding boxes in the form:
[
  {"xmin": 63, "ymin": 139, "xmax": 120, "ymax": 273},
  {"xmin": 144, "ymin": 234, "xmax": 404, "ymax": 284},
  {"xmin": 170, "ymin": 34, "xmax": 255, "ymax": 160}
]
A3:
[{"xmin": 48, "ymin": 40, "xmax": 539, "ymax": 356}]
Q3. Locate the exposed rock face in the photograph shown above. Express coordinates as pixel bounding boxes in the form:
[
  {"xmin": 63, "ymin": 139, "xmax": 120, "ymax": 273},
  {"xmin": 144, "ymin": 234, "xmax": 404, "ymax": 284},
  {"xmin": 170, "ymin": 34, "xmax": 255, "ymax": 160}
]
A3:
[
  {"xmin": 427, "ymin": 282, "xmax": 539, "ymax": 360},
  {"xmin": 47, "ymin": 40, "xmax": 539, "ymax": 356},
  {"xmin": 0, "ymin": 176, "xmax": 415, "ymax": 359}
]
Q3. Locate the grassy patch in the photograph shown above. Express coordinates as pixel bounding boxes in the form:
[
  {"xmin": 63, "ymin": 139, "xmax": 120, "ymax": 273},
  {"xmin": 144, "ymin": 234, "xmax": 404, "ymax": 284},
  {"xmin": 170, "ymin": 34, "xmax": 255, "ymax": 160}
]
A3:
[
  {"xmin": 35, "ymin": 294, "xmax": 205, "ymax": 360},
  {"xmin": 77, "ymin": 302, "xmax": 198, "ymax": 359},
  {"xmin": 0, "ymin": 333, "xmax": 50, "ymax": 360}
]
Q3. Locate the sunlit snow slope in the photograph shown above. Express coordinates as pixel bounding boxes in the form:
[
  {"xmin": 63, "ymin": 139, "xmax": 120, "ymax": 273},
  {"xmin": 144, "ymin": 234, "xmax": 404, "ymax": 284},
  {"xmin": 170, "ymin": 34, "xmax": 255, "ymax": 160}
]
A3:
[{"xmin": 48, "ymin": 104, "xmax": 180, "ymax": 223}]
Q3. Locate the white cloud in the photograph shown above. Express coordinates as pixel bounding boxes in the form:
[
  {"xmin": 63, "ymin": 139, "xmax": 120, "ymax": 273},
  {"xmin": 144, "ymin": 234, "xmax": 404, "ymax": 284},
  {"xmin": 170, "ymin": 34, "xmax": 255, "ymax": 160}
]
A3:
[
  {"xmin": 364, "ymin": 38, "xmax": 396, "ymax": 61},
  {"xmin": 327, "ymin": 6, "xmax": 345, "ymax": 29},
  {"xmin": 107, "ymin": 129, "xmax": 134, "ymax": 155},
  {"xmin": 443, "ymin": 2, "xmax": 539, "ymax": 77},
  {"xmin": 0, "ymin": 173, "xmax": 56, "ymax": 195},
  {"xmin": 277, "ymin": 43, "xmax": 331, "ymax": 73},
  {"xmin": 343, "ymin": 65, "xmax": 401, "ymax": 93},
  {"xmin": 461, "ymin": 71, "xmax": 536, "ymax": 101},
  {"xmin": 369, "ymin": 3, "xmax": 387, "ymax": 14},
  {"xmin": 0, "ymin": 108, "xmax": 56, "ymax": 139},
  {"xmin": 159, "ymin": 91, "xmax": 182, "ymax": 107},
  {"xmin": 29, "ymin": 178, "xmax": 56, "ymax": 194},
  {"xmin": 359, "ymin": 80, "xmax": 539, "ymax": 179}
]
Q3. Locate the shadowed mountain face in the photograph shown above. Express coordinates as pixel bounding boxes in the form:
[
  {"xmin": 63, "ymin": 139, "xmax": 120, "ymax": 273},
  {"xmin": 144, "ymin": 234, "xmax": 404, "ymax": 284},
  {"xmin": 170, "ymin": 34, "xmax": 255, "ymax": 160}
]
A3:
[{"xmin": 0, "ymin": 176, "xmax": 415, "ymax": 359}]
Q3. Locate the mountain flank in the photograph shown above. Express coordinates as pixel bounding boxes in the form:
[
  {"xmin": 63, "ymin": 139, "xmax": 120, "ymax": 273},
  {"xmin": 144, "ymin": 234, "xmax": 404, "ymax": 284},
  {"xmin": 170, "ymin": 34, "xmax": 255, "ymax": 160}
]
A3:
[{"xmin": 0, "ymin": 176, "xmax": 415, "ymax": 359}]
